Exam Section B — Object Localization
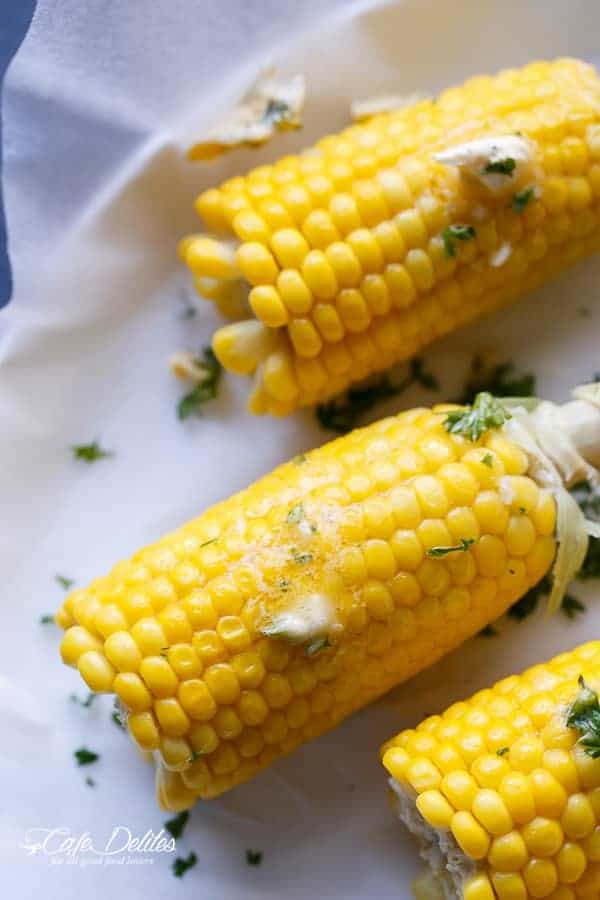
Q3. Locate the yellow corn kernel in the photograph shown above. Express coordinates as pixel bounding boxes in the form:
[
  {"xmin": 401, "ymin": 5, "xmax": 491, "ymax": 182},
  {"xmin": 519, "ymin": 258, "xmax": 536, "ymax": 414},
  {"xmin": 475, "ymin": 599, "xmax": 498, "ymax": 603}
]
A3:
[
  {"xmin": 237, "ymin": 242, "xmax": 279, "ymax": 285},
  {"xmin": 249, "ymin": 286, "xmax": 289, "ymax": 327},
  {"xmin": 472, "ymin": 789, "xmax": 514, "ymax": 836},
  {"xmin": 451, "ymin": 810, "xmax": 491, "ymax": 859}
]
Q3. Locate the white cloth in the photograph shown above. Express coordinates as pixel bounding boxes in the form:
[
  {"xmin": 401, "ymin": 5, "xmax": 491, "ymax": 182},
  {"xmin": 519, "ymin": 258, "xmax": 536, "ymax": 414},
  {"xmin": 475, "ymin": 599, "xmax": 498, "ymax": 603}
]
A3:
[{"xmin": 1, "ymin": 1, "xmax": 600, "ymax": 897}]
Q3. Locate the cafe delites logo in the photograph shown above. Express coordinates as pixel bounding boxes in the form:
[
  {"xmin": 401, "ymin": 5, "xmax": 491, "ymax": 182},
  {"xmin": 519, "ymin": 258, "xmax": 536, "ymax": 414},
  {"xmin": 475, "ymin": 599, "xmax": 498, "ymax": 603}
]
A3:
[{"xmin": 20, "ymin": 825, "xmax": 177, "ymax": 866}]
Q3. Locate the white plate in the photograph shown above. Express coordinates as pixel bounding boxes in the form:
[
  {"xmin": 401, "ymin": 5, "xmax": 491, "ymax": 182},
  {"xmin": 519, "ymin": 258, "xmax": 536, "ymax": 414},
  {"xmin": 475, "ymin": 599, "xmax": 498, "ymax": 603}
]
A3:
[{"xmin": 2, "ymin": 0, "xmax": 600, "ymax": 897}]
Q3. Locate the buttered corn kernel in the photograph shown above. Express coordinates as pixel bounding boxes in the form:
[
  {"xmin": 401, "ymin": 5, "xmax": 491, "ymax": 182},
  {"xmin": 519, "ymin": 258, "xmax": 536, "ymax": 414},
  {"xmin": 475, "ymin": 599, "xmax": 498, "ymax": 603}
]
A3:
[
  {"xmin": 383, "ymin": 642, "xmax": 600, "ymax": 898},
  {"xmin": 181, "ymin": 59, "xmax": 600, "ymax": 414}
]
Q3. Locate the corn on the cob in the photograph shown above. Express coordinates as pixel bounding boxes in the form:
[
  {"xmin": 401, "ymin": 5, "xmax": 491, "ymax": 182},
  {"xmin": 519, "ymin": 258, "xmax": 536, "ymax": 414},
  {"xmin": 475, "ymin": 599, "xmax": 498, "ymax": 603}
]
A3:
[
  {"xmin": 180, "ymin": 58, "xmax": 600, "ymax": 415},
  {"xmin": 382, "ymin": 642, "xmax": 600, "ymax": 900},
  {"xmin": 56, "ymin": 386, "xmax": 600, "ymax": 810}
]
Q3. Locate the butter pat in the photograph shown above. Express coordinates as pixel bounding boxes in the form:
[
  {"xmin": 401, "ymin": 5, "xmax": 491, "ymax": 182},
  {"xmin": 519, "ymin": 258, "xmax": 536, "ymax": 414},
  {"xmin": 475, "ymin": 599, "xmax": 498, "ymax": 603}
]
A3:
[{"xmin": 434, "ymin": 135, "xmax": 535, "ymax": 192}]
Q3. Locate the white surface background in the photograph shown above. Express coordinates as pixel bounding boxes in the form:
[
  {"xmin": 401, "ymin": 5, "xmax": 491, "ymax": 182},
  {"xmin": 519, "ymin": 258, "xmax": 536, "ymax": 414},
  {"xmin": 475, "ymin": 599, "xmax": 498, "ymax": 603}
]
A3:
[{"xmin": 2, "ymin": 1, "xmax": 600, "ymax": 897}]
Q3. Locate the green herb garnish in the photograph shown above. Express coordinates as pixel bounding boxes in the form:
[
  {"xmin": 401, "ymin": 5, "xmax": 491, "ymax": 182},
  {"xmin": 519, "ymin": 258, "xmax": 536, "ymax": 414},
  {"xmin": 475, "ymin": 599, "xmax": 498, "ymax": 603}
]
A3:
[
  {"xmin": 567, "ymin": 676, "xmax": 600, "ymax": 758},
  {"xmin": 458, "ymin": 355, "xmax": 536, "ymax": 404},
  {"xmin": 484, "ymin": 157, "xmax": 516, "ymax": 176},
  {"xmin": 293, "ymin": 454, "xmax": 307, "ymax": 465},
  {"xmin": 177, "ymin": 347, "xmax": 222, "ymax": 421},
  {"xmin": 512, "ymin": 187, "xmax": 534, "ymax": 213},
  {"xmin": 442, "ymin": 224, "xmax": 476, "ymax": 257},
  {"xmin": 292, "ymin": 551, "xmax": 313, "ymax": 566},
  {"xmin": 570, "ymin": 480, "xmax": 600, "ymax": 580},
  {"xmin": 199, "ymin": 538, "xmax": 218, "ymax": 549},
  {"xmin": 481, "ymin": 453, "xmax": 494, "ymax": 467},
  {"xmin": 263, "ymin": 98, "xmax": 300, "ymax": 130},
  {"xmin": 85, "ymin": 776, "xmax": 96, "ymax": 787},
  {"xmin": 74, "ymin": 747, "xmax": 99, "ymax": 766},
  {"xmin": 71, "ymin": 441, "xmax": 113, "ymax": 463},
  {"xmin": 112, "ymin": 709, "xmax": 125, "ymax": 729},
  {"xmin": 427, "ymin": 538, "xmax": 474, "ymax": 558},
  {"xmin": 172, "ymin": 851, "xmax": 198, "ymax": 878},
  {"xmin": 287, "ymin": 504, "xmax": 304, "ymax": 524},
  {"xmin": 278, "ymin": 578, "xmax": 291, "ymax": 592},
  {"xmin": 562, "ymin": 593, "xmax": 587, "ymax": 620},
  {"xmin": 246, "ymin": 849, "xmax": 263, "ymax": 866},
  {"xmin": 444, "ymin": 392, "xmax": 510, "ymax": 442},
  {"xmin": 165, "ymin": 811, "xmax": 189, "ymax": 840},
  {"xmin": 70, "ymin": 692, "xmax": 95, "ymax": 708},
  {"xmin": 39, "ymin": 614, "xmax": 55, "ymax": 625},
  {"xmin": 55, "ymin": 574, "xmax": 75, "ymax": 590},
  {"xmin": 496, "ymin": 747, "xmax": 509, "ymax": 757},
  {"xmin": 316, "ymin": 357, "xmax": 438, "ymax": 434}
]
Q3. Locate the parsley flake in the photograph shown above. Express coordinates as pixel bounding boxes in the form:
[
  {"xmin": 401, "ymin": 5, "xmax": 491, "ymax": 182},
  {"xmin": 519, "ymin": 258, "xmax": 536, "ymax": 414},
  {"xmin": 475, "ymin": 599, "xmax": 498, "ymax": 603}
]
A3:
[
  {"xmin": 112, "ymin": 709, "xmax": 126, "ymax": 730},
  {"xmin": 567, "ymin": 677, "xmax": 600, "ymax": 758},
  {"xmin": 85, "ymin": 776, "xmax": 96, "ymax": 787},
  {"xmin": 287, "ymin": 503, "xmax": 305, "ymax": 524},
  {"xmin": 246, "ymin": 849, "xmax": 263, "ymax": 866},
  {"xmin": 293, "ymin": 453, "xmax": 307, "ymax": 465},
  {"xmin": 442, "ymin": 224, "xmax": 476, "ymax": 257},
  {"xmin": 512, "ymin": 187, "xmax": 534, "ymax": 213},
  {"xmin": 39, "ymin": 614, "xmax": 55, "ymax": 625},
  {"xmin": 479, "ymin": 624, "xmax": 498, "ymax": 638},
  {"xmin": 71, "ymin": 441, "xmax": 113, "ymax": 463},
  {"xmin": 55, "ymin": 575, "xmax": 75, "ymax": 590},
  {"xmin": 484, "ymin": 157, "xmax": 516, "ymax": 176},
  {"xmin": 74, "ymin": 747, "xmax": 99, "ymax": 766},
  {"xmin": 165, "ymin": 811, "xmax": 189, "ymax": 840},
  {"xmin": 459, "ymin": 355, "xmax": 536, "ymax": 404},
  {"xmin": 172, "ymin": 851, "xmax": 197, "ymax": 878},
  {"xmin": 70, "ymin": 692, "xmax": 95, "ymax": 708},
  {"xmin": 316, "ymin": 357, "xmax": 438, "ymax": 434},
  {"xmin": 481, "ymin": 453, "xmax": 494, "ymax": 467},
  {"xmin": 426, "ymin": 538, "xmax": 475, "ymax": 558},
  {"xmin": 292, "ymin": 551, "xmax": 313, "ymax": 566},
  {"xmin": 496, "ymin": 747, "xmax": 509, "ymax": 757},
  {"xmin": 177, "ymin": 347, "xmax": 222, "ymax": 421},
  {"xmin": 444, "ymin": 392, "xmax": 510, "ymax": 442}
]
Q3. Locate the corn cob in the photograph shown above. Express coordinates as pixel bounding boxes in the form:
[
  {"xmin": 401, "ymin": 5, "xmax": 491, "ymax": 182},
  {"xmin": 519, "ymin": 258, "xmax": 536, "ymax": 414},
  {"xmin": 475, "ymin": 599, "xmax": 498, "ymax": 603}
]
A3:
[
  {"xmin": 180, "ymin": 58, "xmax": 600, "ymax": 415},
  {"xmin": 382, "ymin": 643, "xmax": 600, "ymax": 900},
  {"xmin": 56, "ymin": 386, "xmax": 600, "ymax": 810}
]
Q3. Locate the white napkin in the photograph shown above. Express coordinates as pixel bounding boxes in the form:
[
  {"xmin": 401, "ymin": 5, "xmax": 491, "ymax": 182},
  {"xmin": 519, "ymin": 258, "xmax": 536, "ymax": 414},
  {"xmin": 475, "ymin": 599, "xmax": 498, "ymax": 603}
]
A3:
[{"xmin": 2, "ymin": 1, "xmax": 600, "ymax": 897}]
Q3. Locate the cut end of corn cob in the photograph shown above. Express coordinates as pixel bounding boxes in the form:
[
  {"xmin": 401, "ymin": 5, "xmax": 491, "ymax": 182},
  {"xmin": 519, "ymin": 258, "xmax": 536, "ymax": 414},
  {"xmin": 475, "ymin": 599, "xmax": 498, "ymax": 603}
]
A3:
[
  {"xmin": 55, "ymin": 386, "xmax": 600, "ymax": 810},
  {"xmin": 382, "ymin": 642, "xmax": 600, "ymax": 900},
  {"xmin": 179, "ymin": 58, "xmax": 600, "ymax": 415}
]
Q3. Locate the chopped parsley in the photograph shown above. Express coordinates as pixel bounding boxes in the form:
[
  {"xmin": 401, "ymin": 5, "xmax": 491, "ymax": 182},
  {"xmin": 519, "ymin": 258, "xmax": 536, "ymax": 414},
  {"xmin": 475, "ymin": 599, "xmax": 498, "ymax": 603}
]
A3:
[
  {"xmin": 570, "ymin": 480, "xmax": 600, "ymax": 580},
  {"xmin": 512, "ymin": 187, "xmax": 534, "ymax": 213},
  {"xmin": 199, "ymin": 538, "xmax": 218, "ymax": 549},
  {"xmin": 479, "ymin": 624, "xmax": 498, "ymax": 637},
  {"xmin": 71, "ymin": 441, "xmax": 113, "ymax": 463},
  {"xmin": 85, "ymin": 776, "xmax": 96, "ymax": 787},
  {"xmin": 246, "ymin": 849, "xmax": 263, "ymax": 866},
  {"xmin": 562, "ymin": 593, "xmax": 587, "ymax": 620},
  {"xmin": 316, "ymin": 357, "xmax": 438, "ymax": 434},
  {"xmin": 426, "ymin": 538, "xmax": 474, "ymax": 558},
  {"xmin": 444, "ymin": 392, "xmax": 510, "ymax": 442},
  {"xmin": 74, "ymin": 747, "xmax": 99, "ymax": 766},
  {"xmin": 188, "ymin": 750, "xmax": 203, "ymax": 763},
  {"xmin": 481, "ymin": 453, "xmax": 494, "ymax": 467},
  {"xmin": 160, "ymin": 647, "xmax": 169, "ymax": 658},
  {"xmin": 458, "ymin": 355, "xmax": 536, "ymax": 404},
  {"xmin": 55, "ymin": 574, "xmax": 75, "ymax": 590},
  {"xmin": 70, "ymin": 692, "xmax": 95, "ymax": 708},
  {"xmin": 172, "ymin": 851, "xmax": 198, "ymax": 878},
  {"xmin": 293, "ymin": 453, "xmax": 307, "ymax": 465},
  {"xmin": 292, "ymin": 551, "xmax": 313, "ymax": 566},
  {"xmin": 278, "ymin": 578, "xmax": 291, "ymax": 592},
  {"xmin": 442, "ymin": 224, "xmax": 476, "ymax": 258},
  {"xmin": 496, "ymin": 747, "xmax": 509, "ymax": 757},
  {"xmin": 112, "ymin": 709, "xmax": 125, "ymax": 730},
  {"xmin": 39, "ymin": 614, "xmax": 55, "ymax": 625},
  {"xmin": 567, "ymin": 676, "xmax": 600, "ymax": 758},
  {"xmin": 287, "ymin": 503, "xmax": 305, "ymax": 524},
  {"xmin": 305, "ymin": 636, "xmax": 331, "ymax": 657},
  {"xmin": 177, "ymin": 347, "xmax": 222, "ymax": 421},
  {"xmin": 484, "ymin": 157, "xmax": 516, "ymax": 176},
  {"xmin": 507, "ymin": 574, "xmax": 586, "ymax": 621},
  {"xmin": 165, "ymin": 811, "xmax": 189, "ymax": 840},
  {"xmin": 263, "ymin": 98, "xmax": 300, "ymax": 130}
]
